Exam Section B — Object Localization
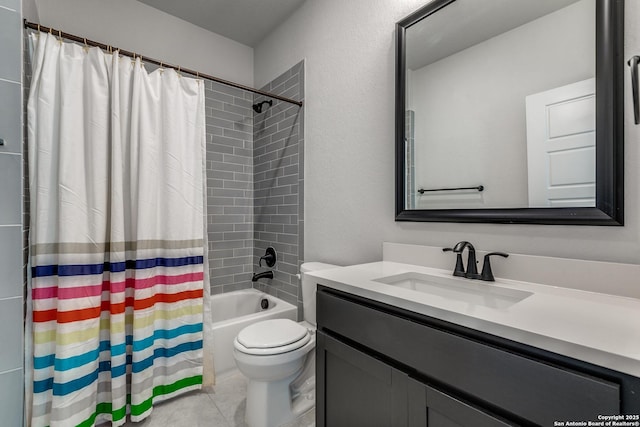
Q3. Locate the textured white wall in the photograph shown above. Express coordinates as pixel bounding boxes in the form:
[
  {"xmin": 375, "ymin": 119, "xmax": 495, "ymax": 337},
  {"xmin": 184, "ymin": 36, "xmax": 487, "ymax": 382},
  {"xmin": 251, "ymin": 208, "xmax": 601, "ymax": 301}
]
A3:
[
  {"xmin": 255, "ymin": 0, "xmax": 640, "ymax": 266},
  {"xmin": 22, "ymin": 0, "xmax": 254, "ymax": 86}
]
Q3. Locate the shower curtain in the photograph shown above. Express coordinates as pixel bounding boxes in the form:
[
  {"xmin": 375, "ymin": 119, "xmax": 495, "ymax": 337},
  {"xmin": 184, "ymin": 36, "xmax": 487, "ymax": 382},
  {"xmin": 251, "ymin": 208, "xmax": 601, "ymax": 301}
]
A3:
[{"xmin": 27, "ymin": 32, "xmax": 211, "ymax": 426}]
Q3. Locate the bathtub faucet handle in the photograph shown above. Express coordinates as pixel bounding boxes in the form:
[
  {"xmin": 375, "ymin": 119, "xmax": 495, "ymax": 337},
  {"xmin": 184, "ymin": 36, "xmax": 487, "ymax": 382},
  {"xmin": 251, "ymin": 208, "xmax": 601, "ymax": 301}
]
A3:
[{"xmin": 259, "ymin": 247, "xmax": 277, "ymax": 268}]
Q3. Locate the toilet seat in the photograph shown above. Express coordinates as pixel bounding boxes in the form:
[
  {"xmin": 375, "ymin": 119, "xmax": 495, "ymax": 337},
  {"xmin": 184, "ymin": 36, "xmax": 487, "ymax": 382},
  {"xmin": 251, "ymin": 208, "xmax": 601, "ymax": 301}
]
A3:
[{"xmin": 235, "ymin": 319, "xmax": 311, "ymax": 356}]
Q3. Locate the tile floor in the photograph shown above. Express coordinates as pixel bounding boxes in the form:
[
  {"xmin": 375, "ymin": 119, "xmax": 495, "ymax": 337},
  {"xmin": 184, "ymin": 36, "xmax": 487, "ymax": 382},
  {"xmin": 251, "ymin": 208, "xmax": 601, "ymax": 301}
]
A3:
[{"xmin": 120, "ymin": 371, "xmax": 315, "ymax": 427}]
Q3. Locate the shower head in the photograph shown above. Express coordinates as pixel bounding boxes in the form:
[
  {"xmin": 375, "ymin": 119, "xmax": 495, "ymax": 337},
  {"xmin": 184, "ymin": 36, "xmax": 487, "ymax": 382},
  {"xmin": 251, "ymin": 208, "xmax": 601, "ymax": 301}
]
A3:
[{"xmin": 253, "ymin": 99, "xmax": 273, "ymax": 114}]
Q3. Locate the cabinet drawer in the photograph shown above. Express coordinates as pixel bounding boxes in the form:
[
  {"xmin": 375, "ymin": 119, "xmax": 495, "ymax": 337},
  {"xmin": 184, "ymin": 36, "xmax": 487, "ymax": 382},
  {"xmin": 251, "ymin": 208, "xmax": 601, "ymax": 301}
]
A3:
[{"xmin": 318, "ymin": 290, "xmax": 620, "ymax": 426}]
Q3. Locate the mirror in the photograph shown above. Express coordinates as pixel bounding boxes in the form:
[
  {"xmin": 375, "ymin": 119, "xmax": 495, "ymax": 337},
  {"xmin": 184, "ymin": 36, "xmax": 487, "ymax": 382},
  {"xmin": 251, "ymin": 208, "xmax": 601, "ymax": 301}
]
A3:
[{"xmin": 395, "ymin": 0, "xmax": 624, "ymax": 225}]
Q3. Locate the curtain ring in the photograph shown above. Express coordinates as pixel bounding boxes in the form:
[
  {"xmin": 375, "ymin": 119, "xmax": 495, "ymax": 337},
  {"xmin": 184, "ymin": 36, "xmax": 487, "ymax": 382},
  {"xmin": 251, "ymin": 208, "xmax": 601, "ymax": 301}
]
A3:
[
  {"xmin": 83, "ymin": 38, "xmax": 87, "ymax": 47},
  {"xmin": 58, "ymin": 29, "xmax": 62, "ymax": 42},
  {"xmin": 37, "ymin": 24, "xmax": 40, "ymax": 32}
]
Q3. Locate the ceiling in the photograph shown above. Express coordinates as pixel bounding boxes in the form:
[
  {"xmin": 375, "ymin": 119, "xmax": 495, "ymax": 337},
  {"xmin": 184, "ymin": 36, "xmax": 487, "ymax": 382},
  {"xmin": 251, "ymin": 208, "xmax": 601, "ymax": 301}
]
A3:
[
  {"xmin": 137, "ymin": 0, "xmax": 306, "ymax": 47},
  {"xmin": 406, "ymin": 0, "xmax": 582, "ymax": 70}
]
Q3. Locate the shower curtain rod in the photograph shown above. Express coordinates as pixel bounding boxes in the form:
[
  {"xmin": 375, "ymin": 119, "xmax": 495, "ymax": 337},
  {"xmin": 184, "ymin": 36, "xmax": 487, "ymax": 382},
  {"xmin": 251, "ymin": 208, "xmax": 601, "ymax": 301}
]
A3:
[{"xmin": 23, "ymin": 20, "xmax": 303, "ymax": 108}]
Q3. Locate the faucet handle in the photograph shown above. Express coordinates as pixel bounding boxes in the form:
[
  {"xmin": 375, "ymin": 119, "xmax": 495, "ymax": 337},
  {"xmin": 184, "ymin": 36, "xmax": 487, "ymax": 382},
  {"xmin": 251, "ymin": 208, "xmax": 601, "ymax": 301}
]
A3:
[
  {"xmin": 259, "ymin": 247, "xmax": 277, "ymax": 267},
  {"xmin": 480, "ymin": 252, "xmax": 509, "ymax": 282},
  {"xmin": 443, "ymin": 247, "xmax": 465, "ymax": 277}
]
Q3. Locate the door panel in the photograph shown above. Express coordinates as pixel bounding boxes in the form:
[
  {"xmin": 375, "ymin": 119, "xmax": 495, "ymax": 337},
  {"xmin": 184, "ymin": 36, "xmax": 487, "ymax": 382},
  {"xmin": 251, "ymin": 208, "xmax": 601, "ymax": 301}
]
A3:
[
  {"xmin": 408, "ymin": 378, "xmax": 517, "ymax": 427},
  {"xmin": 317, "ymin": 331, "xmax": 407, "ymax": 427},
  {"xmin": 526, "ymin": 78, "xmax": 596, "ymax": 207}
]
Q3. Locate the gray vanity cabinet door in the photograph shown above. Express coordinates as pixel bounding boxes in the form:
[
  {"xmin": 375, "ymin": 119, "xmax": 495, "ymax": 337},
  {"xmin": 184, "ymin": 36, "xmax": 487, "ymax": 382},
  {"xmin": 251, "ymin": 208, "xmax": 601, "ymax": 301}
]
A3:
[
  {"xmin": 316, "ymin": 331, "xmax": 408, "ymax": 427},
  {"xmin": 407, "ymin": 378, "xmax": 517, "ymax": 427}
]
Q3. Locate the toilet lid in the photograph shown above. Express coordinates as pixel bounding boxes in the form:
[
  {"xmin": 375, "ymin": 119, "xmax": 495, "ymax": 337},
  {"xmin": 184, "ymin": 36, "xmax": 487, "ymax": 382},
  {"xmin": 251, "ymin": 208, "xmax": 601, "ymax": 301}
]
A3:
[
  {"xmin": 237, "ymin": 319, "xmax": 309, "ymax": 349},
  {"xmin": 234, "ymin": 333, "xmax": 311, "ymax": 356}
]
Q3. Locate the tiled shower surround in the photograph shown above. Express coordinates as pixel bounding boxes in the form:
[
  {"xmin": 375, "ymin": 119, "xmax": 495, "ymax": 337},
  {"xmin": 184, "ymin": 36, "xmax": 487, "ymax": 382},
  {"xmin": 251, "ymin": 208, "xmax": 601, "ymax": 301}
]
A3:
[
  {"xmin": 205, "ymin": 82, "xmax": 255, "ymax": 294},
  {"xmin": 206, "ymin": 61, "xmax": 304, "ymax": 306},
  {"xmin": 253, "ymin": 61, "xmax": 305, "ymax": 309}
]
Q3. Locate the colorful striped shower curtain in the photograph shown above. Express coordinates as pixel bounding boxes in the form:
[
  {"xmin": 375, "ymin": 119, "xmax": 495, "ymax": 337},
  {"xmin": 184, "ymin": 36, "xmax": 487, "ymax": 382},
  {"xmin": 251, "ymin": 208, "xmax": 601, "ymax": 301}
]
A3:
[{"xmin": 27, "ymin": 32, "xmax": 210, "ymax": 426}]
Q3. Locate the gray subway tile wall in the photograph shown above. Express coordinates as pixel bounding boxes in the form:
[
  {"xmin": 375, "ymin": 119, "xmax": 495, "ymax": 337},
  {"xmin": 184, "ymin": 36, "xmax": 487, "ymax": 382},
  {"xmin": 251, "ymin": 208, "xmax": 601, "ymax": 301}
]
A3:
[
  {"xmin": 405, "ymin": 110, "xmax": 416, "ymax": 209},
  {"xmin": 205, "ymin": 80, "xmax": 255, "ymax": 295},
  {"xmin": 23, "ymin": 30, "xmax": 31, "ymax": 292},
  {"xmin": 253, "ymin": 61, "xmax": 305, "ymax": 310},
  {"xmin": 0, "ymin": 0, "xmax": 24, "ymax": 424}
]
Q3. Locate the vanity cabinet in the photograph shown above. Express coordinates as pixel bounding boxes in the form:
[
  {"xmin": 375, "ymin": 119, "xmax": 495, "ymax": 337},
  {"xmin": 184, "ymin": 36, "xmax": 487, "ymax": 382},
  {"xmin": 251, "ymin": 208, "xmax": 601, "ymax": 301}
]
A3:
[
  {"xmin": 316, "ymin": 286, "xmax": 640, "ymax": 426},
  {"xmin": 317, "ymin": 332, "xmax": 408, "ymax": 427},
  {"xmin": 317, "ymin": 330, "xmax": 510, "ymax": 427}
]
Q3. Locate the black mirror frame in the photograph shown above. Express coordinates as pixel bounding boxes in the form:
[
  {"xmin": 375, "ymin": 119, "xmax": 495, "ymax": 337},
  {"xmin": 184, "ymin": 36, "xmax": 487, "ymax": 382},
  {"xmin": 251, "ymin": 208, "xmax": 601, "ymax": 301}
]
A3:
[{"xmin": 395, "ymin": 0, "xmax": 624, "ymax": 225}]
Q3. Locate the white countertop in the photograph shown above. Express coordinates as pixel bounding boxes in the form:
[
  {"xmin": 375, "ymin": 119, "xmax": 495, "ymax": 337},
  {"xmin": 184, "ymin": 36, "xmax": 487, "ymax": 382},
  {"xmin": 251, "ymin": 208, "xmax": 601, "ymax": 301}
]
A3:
[{"xmin": 309, "ymin": 261, "xmax": 640, "ymax": 378}]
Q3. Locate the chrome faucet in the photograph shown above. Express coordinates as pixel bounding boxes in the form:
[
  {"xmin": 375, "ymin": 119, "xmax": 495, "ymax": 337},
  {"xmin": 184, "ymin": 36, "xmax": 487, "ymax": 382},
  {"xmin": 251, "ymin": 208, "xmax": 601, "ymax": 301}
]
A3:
[{"xmin": 443, "ymin": 241, "xmax": 481, "ymax": 279}]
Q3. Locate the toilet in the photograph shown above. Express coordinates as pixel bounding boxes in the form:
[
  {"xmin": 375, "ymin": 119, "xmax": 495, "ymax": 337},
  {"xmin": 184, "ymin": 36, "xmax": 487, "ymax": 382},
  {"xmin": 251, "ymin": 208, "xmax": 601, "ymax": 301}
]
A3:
[{"xmin": 233, "ymin": 262, "xmax": 337, "ymax": 427}]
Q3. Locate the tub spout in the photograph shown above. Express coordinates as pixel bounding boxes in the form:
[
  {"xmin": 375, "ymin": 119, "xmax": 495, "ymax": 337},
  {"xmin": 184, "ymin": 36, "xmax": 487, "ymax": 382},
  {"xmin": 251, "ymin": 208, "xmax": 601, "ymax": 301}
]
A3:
[{"xmin": 252, "ymin": 271, "xmax": 274, "ymax": 282}]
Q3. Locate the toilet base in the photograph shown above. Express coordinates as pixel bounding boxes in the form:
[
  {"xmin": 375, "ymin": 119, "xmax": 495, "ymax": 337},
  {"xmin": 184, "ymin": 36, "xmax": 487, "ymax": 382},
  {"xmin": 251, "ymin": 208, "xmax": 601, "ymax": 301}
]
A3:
[{"xmin": 245, "ymin": 370, "xmax": 301, "ymax": 427}]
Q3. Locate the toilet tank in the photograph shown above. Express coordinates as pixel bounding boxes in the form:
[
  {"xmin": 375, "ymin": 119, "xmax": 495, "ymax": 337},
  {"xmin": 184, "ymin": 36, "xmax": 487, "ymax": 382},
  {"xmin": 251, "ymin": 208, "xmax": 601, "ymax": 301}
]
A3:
[{"xmin": 300, "ymin": 262, "xmax": 338, "ymax": 326}]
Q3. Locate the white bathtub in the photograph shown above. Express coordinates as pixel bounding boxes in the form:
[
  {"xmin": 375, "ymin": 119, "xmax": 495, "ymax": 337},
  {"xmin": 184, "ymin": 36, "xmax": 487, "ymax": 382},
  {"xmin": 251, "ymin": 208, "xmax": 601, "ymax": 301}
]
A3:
[{"xmin": 211, "ymin": 288, "xmax": 297, "ymax": 378}]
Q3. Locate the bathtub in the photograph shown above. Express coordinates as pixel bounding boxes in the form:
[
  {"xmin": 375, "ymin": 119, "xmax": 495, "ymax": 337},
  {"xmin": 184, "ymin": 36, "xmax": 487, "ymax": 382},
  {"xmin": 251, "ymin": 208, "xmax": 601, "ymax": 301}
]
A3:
[{"xmin": 211, "ymin": 288, "xmax": 297, "ymax": 378}]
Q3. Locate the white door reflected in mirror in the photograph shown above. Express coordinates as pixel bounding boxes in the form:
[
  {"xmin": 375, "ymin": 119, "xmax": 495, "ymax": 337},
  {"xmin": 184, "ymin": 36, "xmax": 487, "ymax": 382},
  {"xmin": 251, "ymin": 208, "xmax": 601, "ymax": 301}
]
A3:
[{"xmin": 526, "ymin": 78, "xmax": 596, "ymax": 208}]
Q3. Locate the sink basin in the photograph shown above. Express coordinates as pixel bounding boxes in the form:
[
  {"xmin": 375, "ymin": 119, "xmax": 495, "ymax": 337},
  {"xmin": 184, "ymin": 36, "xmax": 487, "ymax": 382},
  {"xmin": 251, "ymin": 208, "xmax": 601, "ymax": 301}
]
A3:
[{"xmin": 373, "ymin": 272, "xmax": 532, "ymax": 309}]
